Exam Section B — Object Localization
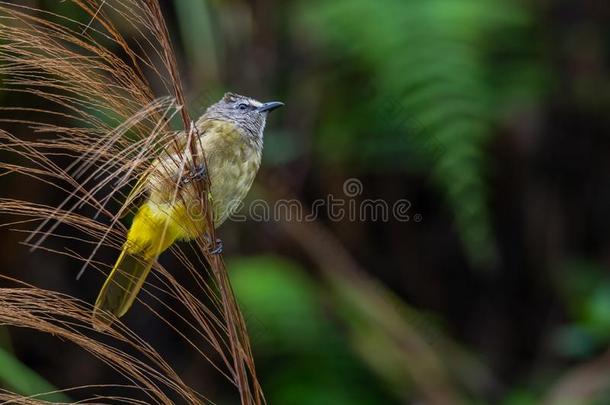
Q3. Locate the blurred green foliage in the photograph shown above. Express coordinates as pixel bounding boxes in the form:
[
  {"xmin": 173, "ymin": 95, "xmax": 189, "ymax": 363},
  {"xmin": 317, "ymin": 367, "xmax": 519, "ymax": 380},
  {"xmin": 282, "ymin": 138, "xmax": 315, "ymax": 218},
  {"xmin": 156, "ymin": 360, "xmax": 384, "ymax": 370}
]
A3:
[
  {"xmin": 230, "ymin": 256, "xmax": 397, "ymax": 405},
  {"xmin": 553, "ymin": 259, "xmax": 610, "ymax": 358},
  {"xmin": 174, "ymin": 0, "xmax": 220, "ymax": 88},
  {"xmin": 0, "ymin": 345, "xmax": 70, "ymax": 403},
  {"xmin": 296, "ymin": 0, "xmax": 540, "ymax": 266}
]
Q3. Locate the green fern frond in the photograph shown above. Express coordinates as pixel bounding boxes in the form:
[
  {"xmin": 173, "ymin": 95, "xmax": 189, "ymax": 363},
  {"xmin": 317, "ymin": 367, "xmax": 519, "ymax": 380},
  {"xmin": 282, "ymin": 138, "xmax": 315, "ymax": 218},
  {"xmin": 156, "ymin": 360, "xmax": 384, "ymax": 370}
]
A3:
[{"xmin": 298, "ymin": 0, "xmax": 534, "ymax": 267}]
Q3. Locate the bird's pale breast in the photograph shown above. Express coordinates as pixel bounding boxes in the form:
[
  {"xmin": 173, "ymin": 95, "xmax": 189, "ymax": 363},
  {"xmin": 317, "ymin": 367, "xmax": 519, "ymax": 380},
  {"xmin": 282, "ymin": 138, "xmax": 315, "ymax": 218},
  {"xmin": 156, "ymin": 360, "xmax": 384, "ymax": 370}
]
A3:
[{"xmin": 146, "ymin": 120, "xmax": 261, "ymax": 240}]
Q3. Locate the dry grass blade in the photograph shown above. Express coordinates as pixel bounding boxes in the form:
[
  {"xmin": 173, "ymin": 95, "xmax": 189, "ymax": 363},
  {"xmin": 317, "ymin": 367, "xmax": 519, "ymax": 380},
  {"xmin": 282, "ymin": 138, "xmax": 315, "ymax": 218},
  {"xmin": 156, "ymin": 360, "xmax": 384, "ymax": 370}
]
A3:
[
  {"xmin": 0, "ymin": 277, "xmax": 205, "ymax": 404},
  {"xmin": 0, "ymin": 1, "xmax": 264, "ymax": 403}
]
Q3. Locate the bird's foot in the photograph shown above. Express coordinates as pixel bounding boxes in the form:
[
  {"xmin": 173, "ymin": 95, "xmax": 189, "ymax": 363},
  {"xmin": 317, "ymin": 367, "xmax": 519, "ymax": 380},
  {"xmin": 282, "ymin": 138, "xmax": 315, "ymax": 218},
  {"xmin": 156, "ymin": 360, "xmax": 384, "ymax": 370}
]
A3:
[
  {"xmin": 210, "ymin": 238, "xmax": 223, "ymax": 255},
  {"xmin": 180, "ymin": 164, "xmax": 207, "ymax": 185}
]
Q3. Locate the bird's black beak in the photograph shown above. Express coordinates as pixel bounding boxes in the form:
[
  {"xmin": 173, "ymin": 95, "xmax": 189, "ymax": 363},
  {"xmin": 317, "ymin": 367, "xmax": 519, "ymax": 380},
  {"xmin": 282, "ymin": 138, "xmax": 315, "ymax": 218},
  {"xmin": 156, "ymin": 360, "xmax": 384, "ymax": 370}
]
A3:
[{"xmin": 257, "ymin": 101, "xmax": 284, "ymax": 113}]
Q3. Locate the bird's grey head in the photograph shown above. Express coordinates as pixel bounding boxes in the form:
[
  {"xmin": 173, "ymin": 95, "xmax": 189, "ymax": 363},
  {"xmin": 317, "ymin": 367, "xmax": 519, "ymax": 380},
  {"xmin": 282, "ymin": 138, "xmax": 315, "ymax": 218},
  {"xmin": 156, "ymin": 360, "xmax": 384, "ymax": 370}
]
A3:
[{"xmin": 202, "ymin": 92, "xmax": 283, "ymax": 141}]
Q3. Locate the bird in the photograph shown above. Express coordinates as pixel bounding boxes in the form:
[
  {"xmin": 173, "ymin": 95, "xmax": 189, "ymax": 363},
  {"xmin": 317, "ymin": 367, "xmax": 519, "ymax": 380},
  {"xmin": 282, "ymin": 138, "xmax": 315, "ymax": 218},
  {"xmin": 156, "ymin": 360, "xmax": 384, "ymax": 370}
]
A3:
[{"xmin": 92, "ymin": 92, "xmax": 283, "ymax": 328}]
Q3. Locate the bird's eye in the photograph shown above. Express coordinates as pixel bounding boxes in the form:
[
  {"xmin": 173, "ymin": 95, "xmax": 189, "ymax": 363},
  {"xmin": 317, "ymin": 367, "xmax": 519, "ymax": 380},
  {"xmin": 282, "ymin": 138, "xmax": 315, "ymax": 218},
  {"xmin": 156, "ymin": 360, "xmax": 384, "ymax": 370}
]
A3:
[{"xmin": 237, "ymin": 103, "xmax": 249, "ymax": 111}]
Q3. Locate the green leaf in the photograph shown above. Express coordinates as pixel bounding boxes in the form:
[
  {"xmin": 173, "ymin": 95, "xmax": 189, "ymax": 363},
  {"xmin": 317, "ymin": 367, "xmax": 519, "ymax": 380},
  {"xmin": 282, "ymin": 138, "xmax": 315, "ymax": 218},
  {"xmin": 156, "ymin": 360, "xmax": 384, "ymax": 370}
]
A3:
[
  {"xmin": 0, "ymin": 346, "xmax": 71, "ymax": 403},
  {"xmin": 229, "ymin": 255, "xmax": 397, "ymax": 404},
  {"xmin": 229, "ymin": 255, "xmax": 326, "ymax": 350}
]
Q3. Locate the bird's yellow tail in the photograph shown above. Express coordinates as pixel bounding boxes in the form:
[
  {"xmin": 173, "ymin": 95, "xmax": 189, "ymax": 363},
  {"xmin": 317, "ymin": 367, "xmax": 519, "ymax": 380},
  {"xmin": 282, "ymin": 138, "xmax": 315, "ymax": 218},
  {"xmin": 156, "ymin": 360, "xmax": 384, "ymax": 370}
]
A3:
[
  {"xmin": 92, "ymin": 248, "xmax": 154, "ymax": 329},
  {"xmin": 92, "ymin": 203, "xmax": 179, "ymax": 330}
]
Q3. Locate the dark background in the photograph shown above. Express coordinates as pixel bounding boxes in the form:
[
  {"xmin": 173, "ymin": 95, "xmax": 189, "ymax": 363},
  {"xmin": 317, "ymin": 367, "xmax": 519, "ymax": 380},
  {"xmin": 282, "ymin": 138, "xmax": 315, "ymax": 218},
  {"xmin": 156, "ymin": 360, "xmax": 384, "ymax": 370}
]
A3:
[{"xmin": 0, "ymin": 0, "xmax": 609, "ymax": 404}]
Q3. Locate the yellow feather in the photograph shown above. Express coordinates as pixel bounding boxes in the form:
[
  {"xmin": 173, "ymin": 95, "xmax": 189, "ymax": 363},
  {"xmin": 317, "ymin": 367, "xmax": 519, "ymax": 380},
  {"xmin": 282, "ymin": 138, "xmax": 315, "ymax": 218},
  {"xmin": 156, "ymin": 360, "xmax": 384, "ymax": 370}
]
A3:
[{"xmin": 92, "ymin": 202, "xmax": 184, "ymax": 329}]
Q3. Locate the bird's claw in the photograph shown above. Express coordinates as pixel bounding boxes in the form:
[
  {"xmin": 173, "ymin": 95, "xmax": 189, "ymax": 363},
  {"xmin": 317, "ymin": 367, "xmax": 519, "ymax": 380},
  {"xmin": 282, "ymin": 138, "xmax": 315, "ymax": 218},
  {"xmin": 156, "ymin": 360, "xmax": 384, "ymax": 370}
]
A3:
[
  {"xmin": 180, "ymin": 164, "xmax": 207, "ymax": 185},
  {"xmin": 210, "ymin": 238, "xmax": 223, "ymax": 255}
]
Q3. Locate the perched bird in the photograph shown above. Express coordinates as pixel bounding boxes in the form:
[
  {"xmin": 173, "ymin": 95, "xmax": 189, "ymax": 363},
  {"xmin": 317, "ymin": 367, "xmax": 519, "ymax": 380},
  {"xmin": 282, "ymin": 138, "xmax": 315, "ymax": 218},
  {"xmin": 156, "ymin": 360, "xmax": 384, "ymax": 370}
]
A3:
[{"xmin": 93, "ymin": 93, "xmax": 283, "ymax": 328}]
